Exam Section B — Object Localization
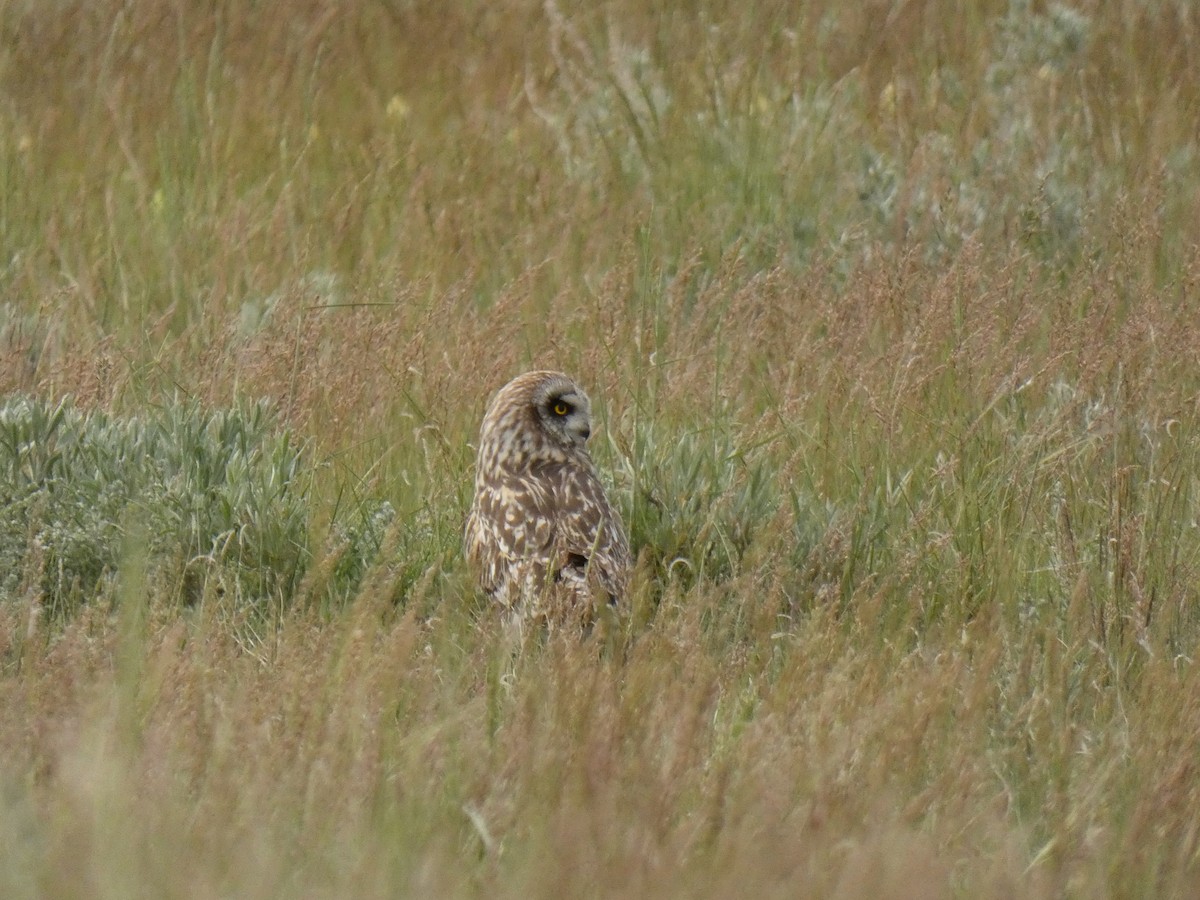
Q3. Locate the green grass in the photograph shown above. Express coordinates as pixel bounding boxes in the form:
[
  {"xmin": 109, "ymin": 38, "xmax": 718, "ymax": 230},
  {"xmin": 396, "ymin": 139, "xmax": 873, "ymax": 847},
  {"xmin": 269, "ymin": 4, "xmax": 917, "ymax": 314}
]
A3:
[
  {"xmin": 2, "ymin": 0, "xmax": 1200, "ymax": 896},
  {"xmin": 0, "ymin": 397, "xmax": 311, "ymax": 614}
]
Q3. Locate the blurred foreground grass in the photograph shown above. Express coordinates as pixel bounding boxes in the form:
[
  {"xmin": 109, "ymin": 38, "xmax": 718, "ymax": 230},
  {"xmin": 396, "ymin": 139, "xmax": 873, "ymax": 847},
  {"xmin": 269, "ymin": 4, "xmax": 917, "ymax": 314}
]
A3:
[{"xmin": 2, "ymin": 0, "xmax": 1200, "ymax": 896}]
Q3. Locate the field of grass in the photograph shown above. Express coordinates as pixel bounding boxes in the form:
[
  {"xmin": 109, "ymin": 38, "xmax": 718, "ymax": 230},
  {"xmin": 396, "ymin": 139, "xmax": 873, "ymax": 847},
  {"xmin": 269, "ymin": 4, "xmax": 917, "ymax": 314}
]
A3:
[{"xmin": 2, "ymin": 0, "xmax": 1200, "ymax": 896}]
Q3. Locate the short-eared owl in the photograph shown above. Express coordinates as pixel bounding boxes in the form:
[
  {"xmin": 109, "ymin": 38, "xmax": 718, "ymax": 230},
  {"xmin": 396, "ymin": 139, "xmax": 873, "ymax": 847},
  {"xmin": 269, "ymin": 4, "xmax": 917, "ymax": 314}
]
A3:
[{"xmin": 464, "ymin": 371, "xmax": 630, "ymax": 628}]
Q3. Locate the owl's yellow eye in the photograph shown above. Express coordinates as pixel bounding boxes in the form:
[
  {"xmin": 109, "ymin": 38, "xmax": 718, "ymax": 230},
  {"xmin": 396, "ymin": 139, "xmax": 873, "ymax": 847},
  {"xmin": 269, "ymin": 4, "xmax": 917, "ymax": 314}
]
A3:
[{"xmin": 553, "ymin": 401, "xmax": 570, "ymax": 416}]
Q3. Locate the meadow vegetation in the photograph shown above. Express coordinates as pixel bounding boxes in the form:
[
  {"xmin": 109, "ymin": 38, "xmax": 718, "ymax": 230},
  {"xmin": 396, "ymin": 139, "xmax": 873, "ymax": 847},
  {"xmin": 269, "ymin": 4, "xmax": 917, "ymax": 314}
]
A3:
[{"xmin": 2, "ymin": 0, "xmax": 1200, "ymax": 896}]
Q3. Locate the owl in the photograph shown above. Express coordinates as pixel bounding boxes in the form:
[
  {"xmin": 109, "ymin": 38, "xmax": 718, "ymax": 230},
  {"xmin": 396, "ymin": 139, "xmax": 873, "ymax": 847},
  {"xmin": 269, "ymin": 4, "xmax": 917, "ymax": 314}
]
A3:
[{"xmin": 464, "ymin": 371, "xmax": 631, "ymax": 630}]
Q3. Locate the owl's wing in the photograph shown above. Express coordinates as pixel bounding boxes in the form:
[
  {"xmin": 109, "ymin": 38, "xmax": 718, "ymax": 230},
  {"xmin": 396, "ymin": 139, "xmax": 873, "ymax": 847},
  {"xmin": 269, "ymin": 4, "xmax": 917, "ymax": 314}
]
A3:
[
  {"xmin": 465, "ymin": 474, "xmax": 556, "ymax": 600},
  {"xmin": 554, "ymin": 466, "xmax": 631, "ymax": 604}
]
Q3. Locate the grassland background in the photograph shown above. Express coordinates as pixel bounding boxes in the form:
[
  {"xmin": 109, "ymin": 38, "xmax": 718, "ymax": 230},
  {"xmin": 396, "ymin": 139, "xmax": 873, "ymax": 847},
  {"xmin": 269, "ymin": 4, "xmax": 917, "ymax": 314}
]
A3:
[{"xmin": 2, "ymin": 0, "xmax": 1200, "ymax": 896}]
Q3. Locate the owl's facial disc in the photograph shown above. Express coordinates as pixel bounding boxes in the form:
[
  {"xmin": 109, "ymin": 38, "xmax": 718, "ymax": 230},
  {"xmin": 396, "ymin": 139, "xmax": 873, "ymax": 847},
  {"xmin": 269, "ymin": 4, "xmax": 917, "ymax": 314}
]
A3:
[{"xmin": 545, "ymin": 391, "xmax": 591, "ymax": 445}]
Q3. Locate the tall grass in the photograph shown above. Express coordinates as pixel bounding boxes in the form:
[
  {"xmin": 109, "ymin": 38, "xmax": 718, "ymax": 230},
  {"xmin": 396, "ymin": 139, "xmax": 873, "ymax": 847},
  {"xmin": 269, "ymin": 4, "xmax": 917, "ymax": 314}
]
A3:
[{"xmin": 2, "ymin": 0, "xmax": 1200, "ymax": 896}]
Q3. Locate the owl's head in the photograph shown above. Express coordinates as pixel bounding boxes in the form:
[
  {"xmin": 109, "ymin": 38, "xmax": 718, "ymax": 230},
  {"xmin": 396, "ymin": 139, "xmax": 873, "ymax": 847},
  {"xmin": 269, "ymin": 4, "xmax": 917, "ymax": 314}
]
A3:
[{"xmin": 477, "ymin": 371, "xmax": 596, "ymax": 471}]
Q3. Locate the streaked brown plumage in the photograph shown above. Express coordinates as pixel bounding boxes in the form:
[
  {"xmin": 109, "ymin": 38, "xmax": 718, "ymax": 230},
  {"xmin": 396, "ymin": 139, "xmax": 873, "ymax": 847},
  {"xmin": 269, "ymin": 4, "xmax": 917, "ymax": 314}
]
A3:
[{"xmin": 464, "ymin": 371, "xmax": 630, "ymax": 629}]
